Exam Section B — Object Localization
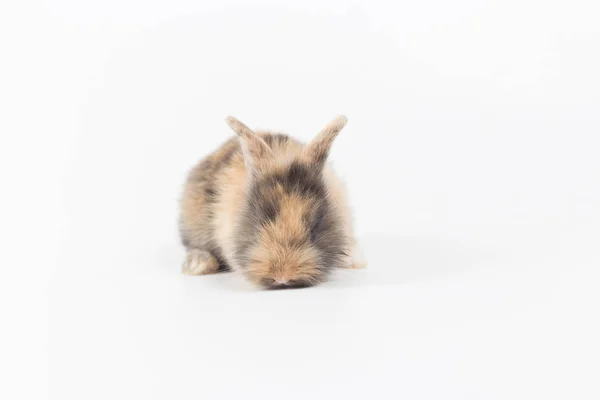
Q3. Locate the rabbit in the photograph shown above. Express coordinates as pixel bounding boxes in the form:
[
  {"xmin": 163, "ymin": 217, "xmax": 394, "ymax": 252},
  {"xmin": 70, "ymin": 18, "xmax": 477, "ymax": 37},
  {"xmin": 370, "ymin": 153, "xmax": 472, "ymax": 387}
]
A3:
[{"xmin": 179, "ymin": 115, "xmax": 366, "ymax": 289}]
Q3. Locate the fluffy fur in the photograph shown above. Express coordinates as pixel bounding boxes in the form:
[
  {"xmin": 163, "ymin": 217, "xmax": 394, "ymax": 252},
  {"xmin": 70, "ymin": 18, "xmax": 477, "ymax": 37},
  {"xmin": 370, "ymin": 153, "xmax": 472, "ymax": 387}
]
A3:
[{"xmin": 179, "ymin": 116, "xmax": 365, "ymax": 289}]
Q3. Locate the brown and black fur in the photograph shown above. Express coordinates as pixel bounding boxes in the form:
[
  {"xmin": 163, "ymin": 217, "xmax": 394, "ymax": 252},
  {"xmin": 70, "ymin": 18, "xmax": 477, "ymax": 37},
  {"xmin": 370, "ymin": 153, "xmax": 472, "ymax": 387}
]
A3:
[{"xmin": 179, "ymin": 116, "xmax": 365, "ymax": 289}]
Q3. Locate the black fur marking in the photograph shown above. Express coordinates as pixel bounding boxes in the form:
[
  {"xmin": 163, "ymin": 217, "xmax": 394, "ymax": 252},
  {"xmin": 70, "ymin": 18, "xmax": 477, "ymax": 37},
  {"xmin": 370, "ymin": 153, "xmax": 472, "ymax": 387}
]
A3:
[
  {"xmin": 309, "ymin": 206, "xmax": 326, "ymax": 242},
  {"xmin": 311, "ymin": 208, "xmax": 347, "ymax": 271},
  {"xmin": 261, "ymin": 161, "xmax": 326, "ymax": 198},
  {"xmin": 214, "ymin": 253, "xmax": 231, "ymax": 272},
  {"xmin": 261, "ymin": 197, "xmax": 280, "ymax": 223}
]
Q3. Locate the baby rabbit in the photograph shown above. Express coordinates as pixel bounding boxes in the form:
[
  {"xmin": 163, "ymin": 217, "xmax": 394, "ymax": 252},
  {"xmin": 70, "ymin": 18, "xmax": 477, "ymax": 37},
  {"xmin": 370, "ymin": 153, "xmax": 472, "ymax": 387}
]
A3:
[{"xmin": 179, "ymin": 116, "xmax": 365, "ymax": 289}]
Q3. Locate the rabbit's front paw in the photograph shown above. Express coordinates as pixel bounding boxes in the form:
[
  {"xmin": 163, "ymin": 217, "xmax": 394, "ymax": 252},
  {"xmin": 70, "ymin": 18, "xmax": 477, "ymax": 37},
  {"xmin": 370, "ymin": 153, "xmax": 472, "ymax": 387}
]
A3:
[{"xmin": 182, "ymin": 249, "xmax": 219, "ymax": 275}]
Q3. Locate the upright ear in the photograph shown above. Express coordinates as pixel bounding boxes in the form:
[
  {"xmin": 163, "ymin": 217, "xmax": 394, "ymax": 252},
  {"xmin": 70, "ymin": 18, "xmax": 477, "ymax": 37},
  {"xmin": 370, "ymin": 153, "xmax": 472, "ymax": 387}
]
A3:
[
  {"xmin": 304, "ymin": 115, "xmax": 348, "ymax": 167},
  {"xmin": 225, "ymin": 116, "xmax": 273, "ymax": 171}
]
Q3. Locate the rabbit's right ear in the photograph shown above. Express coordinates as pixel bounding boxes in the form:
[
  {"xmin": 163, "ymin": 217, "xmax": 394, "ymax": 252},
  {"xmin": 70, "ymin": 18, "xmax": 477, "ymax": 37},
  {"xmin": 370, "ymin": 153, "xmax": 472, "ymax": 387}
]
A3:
[
  {"xmin": 226, "ymin": 116, "xmax": 272, "ymax": 171},
  {"xmin": 303, "ymin": 115, "xmax": 347, "ymax": 168}
]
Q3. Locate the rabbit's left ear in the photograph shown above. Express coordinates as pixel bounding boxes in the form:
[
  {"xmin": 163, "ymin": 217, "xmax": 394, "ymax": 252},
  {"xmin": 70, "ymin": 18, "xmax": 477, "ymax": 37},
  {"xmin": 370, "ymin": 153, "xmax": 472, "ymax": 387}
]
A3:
[
  {"xmin": 225, "ymin": 116, "xmax": 273, "ymax": 172},
  {"xmin": 304, "ymin": 115, "xmax": 347, "ymax": 167}
]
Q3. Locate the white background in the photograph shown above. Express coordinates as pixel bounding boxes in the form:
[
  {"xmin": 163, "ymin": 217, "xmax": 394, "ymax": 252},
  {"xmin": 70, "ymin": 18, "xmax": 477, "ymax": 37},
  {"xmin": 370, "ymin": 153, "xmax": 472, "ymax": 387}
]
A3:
[{"xmin": 1, "ymin": 0, "xmax": 599, "ymax": 399}]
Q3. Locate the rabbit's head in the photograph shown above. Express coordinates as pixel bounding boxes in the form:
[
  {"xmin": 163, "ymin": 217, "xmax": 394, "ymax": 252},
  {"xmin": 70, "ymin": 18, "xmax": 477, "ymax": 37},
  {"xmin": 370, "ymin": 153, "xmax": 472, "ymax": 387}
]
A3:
[{"xmin": 226, "ymin": 116, "xmax": 350, "ymax": 289}]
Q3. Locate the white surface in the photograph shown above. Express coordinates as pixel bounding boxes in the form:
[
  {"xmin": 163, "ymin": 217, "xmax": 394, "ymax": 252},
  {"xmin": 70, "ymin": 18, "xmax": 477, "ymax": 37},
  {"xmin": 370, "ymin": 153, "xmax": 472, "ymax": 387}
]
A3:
[
  {"xmin": 50, "ymin": 231, "xmax": 600, "ymax": 400},
  {"xmin": 1, "ymin": 0, "xmax": 600, "ymax": 399}
]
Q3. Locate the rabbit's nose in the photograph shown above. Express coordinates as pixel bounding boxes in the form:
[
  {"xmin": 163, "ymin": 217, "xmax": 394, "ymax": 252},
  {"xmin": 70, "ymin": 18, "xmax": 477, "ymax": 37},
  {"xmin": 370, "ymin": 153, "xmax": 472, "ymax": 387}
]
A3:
[{"xmin": 275, "ymin": 278, "xmax": 289, "ymax": 285}]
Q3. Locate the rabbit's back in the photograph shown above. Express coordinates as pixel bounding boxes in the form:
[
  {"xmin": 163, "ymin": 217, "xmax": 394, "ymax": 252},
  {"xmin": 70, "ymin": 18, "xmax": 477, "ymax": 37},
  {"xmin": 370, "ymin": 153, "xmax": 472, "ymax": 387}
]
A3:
[{"xmin": 178, "ymin": 136, "xmax": 242, "ymax": 265}]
